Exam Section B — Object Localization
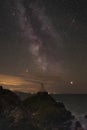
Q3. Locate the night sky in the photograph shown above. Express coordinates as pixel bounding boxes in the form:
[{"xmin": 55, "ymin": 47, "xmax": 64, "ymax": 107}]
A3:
[{"xmin": 0, "ymin": 0, "xmax": 87, "ymax": 93}]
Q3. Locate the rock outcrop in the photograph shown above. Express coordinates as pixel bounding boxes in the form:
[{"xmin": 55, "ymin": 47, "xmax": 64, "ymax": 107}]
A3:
[
  {"xmin": 23, "ymin": 91, "xmax": 74, "ymax": 130},
  {"xmin": 0, "ymin": 86, "xmax": 38, "ymax": 130}
]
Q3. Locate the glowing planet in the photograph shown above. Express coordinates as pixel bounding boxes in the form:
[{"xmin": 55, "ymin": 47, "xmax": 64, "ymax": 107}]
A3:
[{"xmin": 70, "ymin": 81, "xmax": 74, "ymax": 85}]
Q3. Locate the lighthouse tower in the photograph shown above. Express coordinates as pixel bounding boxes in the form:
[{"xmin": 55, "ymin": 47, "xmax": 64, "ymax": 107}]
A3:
[{"xmin": 37, "ymin": 83, "xmax": 48, "ymax": 95}]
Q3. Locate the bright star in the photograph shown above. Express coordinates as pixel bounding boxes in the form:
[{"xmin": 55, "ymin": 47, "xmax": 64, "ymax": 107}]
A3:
[{"xmin": 70, "ymin": 81, "xmax": 74, "ymax": 85}]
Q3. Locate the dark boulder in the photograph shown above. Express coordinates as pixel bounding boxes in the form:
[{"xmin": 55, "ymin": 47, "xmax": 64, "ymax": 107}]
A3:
[
  {"xmin": 0, "ymin": 86, "xmax": 38, "ymax": 130},
  {"xmin": 23, "ymin": 91, "xmax": 74, "ymax": 130}
]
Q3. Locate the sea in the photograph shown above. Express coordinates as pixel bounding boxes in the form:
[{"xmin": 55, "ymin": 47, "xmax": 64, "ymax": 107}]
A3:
[
  {"xmin": 17, "ymin": 92, "xmax": 87, "ymax": 129},
  {"xmin": 52, "ymin": 94, "xmax": 87, "ymax": 129}
]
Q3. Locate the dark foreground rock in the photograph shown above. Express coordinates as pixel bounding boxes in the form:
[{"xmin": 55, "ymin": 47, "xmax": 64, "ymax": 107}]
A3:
[
  {"xmin": 0, "ymin": 86, "xmax": 38, "ymax": 130},
  {"xmin": 23, "ymin": 91, "xmax": 74, "ymax": 130},
  {"xmin": 0, "ymin": 86, "xmax": 84, "ymax": 130}
]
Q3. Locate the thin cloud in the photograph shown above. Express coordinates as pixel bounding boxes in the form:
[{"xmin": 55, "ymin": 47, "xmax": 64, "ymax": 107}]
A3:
[{"xmin": 0, "ymin": 74, "xmax": 30, "ymax": 86}]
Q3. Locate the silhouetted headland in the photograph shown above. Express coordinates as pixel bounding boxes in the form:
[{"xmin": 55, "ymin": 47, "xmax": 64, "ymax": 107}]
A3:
[{"xmin": 0, "ymin": 86, "xmax": 85, "ymax": 130}]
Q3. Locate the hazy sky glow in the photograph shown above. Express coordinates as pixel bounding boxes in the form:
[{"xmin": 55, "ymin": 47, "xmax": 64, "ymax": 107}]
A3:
[{"xmin": 0, "ymin": 0, "xmax": 87, "ymax": 93}]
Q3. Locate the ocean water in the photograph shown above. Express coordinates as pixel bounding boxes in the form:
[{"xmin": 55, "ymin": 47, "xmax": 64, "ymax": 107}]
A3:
[
  {"xmin": 52, "ymin": 94, "xmax": 87, "ymax": 115},
  {"xmin": 17, "ymin": 92, "xmax": 87, "ymax": 129},
  {"xmin": 52, "ymin": 94, "xmax": 87, "ymax": 129}
]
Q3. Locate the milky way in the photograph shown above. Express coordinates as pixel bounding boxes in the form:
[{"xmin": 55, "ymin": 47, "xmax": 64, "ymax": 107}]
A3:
[
  {"xmin": 0, "ymin": 0, "xmax": 87, "ymax": 93},
  {"xmin": 15, "ymin": 0, "xmax": 64, "ymax": 73}
]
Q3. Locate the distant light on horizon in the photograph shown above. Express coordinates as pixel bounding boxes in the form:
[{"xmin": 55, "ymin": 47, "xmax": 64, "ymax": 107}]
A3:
[{"xmin": 26, "ymin": 69, "xmax": 29, "ymax": 73}]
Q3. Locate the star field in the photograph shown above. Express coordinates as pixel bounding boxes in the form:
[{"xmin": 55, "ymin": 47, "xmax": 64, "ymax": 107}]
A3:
[{"xmin": 0, "ymin": 0, "xmax": 87, "ymax": 93}]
